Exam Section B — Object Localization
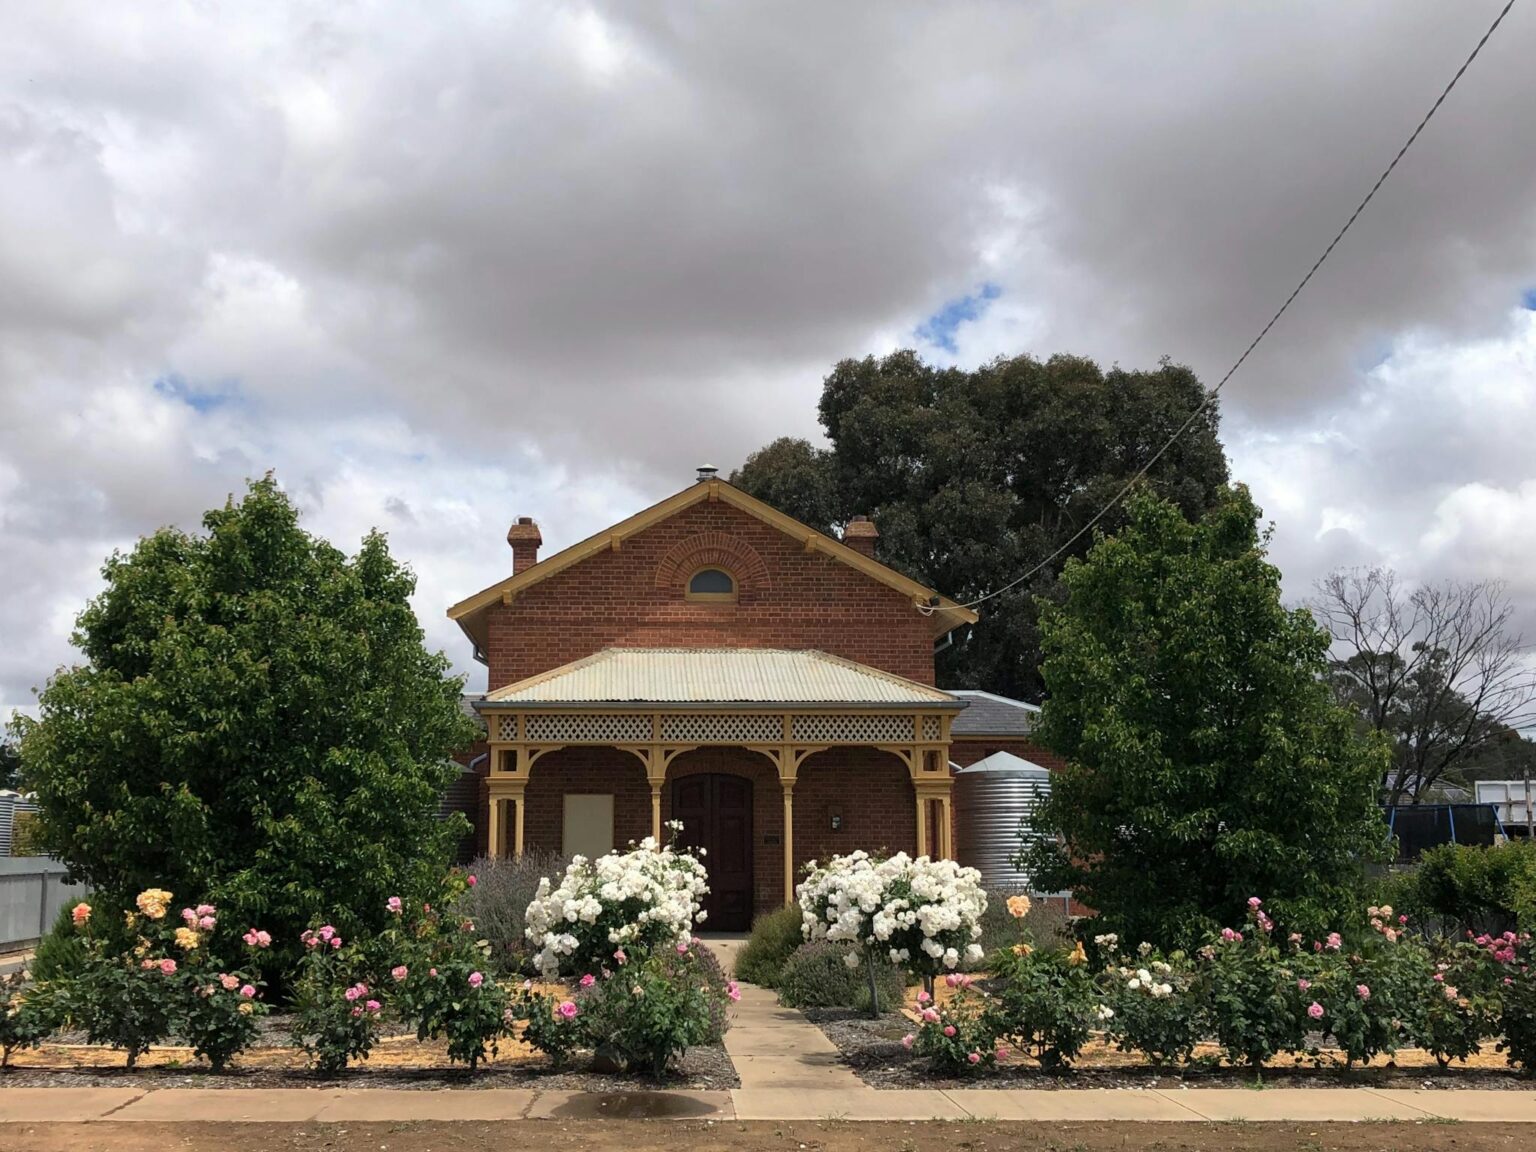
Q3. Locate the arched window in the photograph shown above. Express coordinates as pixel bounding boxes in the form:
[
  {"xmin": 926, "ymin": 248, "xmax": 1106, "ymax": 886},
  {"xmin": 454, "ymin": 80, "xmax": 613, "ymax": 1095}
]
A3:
[{"xmin": 686, "ymin": 567, "xmax": 736, "ymax": 602}]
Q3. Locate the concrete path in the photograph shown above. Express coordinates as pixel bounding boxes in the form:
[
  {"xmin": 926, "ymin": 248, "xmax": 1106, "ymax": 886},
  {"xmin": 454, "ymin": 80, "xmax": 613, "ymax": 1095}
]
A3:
[{"xmin": 3, "ymin": 1085, "xmax": 1536, "ymax": 1124}]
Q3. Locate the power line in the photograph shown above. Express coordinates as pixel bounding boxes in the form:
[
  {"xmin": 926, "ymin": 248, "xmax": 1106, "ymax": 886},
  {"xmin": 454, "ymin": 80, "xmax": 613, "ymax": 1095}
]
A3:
[{"xmin": 928, "ymin": 0, "xmax": 1520, "ymax": 619}]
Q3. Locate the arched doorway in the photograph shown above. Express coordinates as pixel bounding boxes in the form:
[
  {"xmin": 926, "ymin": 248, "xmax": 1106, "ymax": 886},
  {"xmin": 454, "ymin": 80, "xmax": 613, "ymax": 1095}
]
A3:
[{"xmin": 671, "ymin": 773, "xmax": 754, "ymax": 931}]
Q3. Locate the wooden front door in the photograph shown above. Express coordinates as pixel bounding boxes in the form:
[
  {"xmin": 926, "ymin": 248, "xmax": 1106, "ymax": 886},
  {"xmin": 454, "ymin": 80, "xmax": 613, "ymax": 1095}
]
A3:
[{"xmin": 671, "ymin": 773, "xmax": 754, "ymax": 932}]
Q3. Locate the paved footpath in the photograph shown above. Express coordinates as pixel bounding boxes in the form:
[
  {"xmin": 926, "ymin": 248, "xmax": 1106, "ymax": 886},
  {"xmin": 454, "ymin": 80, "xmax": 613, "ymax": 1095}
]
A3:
[{"xmin": 4, "ymin": 938, "xmax": 1535, "ymax": 1124}]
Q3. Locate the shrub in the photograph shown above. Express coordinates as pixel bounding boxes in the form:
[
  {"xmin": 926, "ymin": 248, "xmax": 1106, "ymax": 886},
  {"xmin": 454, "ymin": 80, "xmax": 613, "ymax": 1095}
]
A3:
[
  {"xmin": 1489, "ymin": 930, "xmax": 1535, "ymax": 1073},
  {"xmin": 454, "ymin": 853, "xmax": 567, "ymax": 975},
  {"xmin": 1, "ymin": 971, "xmax": 57, "ymax": 1068},
  {"xmin": 908, "ymin": 978, "xmax": 1001, "ymax": 1075},
  {"xmin": 524, "ymin": 829, "xmax": 709, "ymax": 977},
  {"xmin": 777, "ymin": 941, "xmax": 905, "ymax": 1012},
  {"xmin": 514, "ymin": 985, "xmax": 584, "ymax": 1069},
  {"xmin": 289, "ymin": 925, "xmax": 385, "ymax": 1075},
  {"xmin": 384, "ymin": 883, "xmax": 513, "ymax": 1070},
  {"xmin": 984, "ymin": 942, "xmax": 1100, "ymax": 1069},
  {"xmin": 30, "ymin": 904, "xmax": 90, "ymax": 985},
  {"xmin": 573, "ymin": 943, "xmax": 739, "ymax": 1078},
  {"xmin": 1411, "ymin": 937, "xmax": 1503, "ymax": 1068},
  {"xmin": 1204, "ymin": 908, "xmax": 1306, "ymax": 1069},
  {"xmin": 1394, "ymin": 842, "xmax": 1536, "ymax": 939},
  {"xmin": 734, "ymin": 905, "xmax": 803, "ymax": 988},
  {"xmin": 59, "ymin": 890, "xmax": 271, "ymax": 1070},
  {"xmin": 1099, "ymin": 948, "xmax": 1207, "ymax": 1066},
  {"xmin": 180, "ymin": 974, "xmax": 268, "ymax": 1072},
  {"xmin": 798, "ymin": 852, "xmax": 987, "ymax": 982}
]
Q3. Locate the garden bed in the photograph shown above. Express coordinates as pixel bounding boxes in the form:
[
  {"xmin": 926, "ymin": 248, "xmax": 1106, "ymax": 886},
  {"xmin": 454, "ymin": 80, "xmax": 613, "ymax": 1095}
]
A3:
[
  {"xmin": 0, "ymin": 1019, "xmax": 737, "ymax": 1090},
  {"xmin": 805, "ymin": 1007, "xmax": 1530, "ymax": 1091}
]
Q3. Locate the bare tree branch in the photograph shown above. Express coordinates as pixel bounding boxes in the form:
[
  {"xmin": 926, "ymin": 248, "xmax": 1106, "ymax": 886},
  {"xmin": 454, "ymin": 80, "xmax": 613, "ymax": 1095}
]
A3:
[{"xmin": 1309, "ymin": 568, "xmax": 1536, "ymax": 807}]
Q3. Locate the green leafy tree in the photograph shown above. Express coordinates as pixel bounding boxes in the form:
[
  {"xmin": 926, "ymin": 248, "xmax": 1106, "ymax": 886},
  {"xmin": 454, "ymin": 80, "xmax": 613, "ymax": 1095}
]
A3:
[
  {"xmin": 1020, "ymin": 487, "xmax": 1390, "ymax": 950},
  {"xmin": 0, "ymin": 733, "xmax": 19, "ymax": 790},
  {"xmin": 731, "ymin": 350, "xmax": 1229, "ymax": 699},
  {"xmin": 9, "ymin": 477, "xmax": 476, "ymax": 968}
]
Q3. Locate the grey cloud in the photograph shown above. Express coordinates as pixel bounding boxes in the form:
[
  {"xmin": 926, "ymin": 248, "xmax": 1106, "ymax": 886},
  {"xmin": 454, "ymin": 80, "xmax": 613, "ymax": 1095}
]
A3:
[{"xmin": 2, "ymin": 0, "xmax": 1536, "ymax": 712}]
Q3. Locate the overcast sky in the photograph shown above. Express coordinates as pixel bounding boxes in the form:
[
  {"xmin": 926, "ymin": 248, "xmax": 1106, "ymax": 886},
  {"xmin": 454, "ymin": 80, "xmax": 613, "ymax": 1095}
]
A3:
[{"xmin": 2, "ymin": 1, "xmax": 1535, "ymax": 715}]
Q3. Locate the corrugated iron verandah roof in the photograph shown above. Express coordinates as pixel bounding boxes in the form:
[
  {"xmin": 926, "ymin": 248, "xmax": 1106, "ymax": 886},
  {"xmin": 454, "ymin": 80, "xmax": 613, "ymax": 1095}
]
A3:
[{"xmin": 476, "ymin": 647, "xmax": 965, "ymax": 709}]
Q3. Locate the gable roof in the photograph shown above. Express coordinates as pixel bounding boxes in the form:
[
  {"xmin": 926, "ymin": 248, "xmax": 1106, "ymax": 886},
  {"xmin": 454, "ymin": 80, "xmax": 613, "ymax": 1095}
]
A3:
[
  {"xmin": 479, "ymin": 647, "xmax": 961, "ymax": 707},
  {"xmin": 946, "ymin": 689, "xmax": 1040, "ymax": 737},
  {"xmin": 447, "ymin": 478, "xmax": 977, "ymax": 655}
]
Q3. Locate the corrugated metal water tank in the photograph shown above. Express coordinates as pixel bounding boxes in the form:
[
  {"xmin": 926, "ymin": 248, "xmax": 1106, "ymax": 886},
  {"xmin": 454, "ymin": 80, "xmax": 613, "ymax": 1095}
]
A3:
[{"xmin": 953, "ymin": 752, "xmax": 1052, "ymax": 892}]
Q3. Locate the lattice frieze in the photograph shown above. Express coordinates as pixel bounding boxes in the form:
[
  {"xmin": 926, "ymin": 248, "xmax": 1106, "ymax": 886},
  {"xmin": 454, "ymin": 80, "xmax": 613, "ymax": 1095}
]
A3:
[
  {"xmin": 524, "ymin": 713, "xmax": 654, "ymax": 743},
  {"xmin": 496, "ymin": 715, "xmax": 517, "ymax": 741},
  {"xmin": 922, "ymin": 716, "xmax": 942, "ymax": 742},
  {"xmin": 792, "ymin": 713, "xmax": 916, "ymax": 743},
  {"xmin": 660, "ymin": 713, "xmax": 783, "ymax": 743}
]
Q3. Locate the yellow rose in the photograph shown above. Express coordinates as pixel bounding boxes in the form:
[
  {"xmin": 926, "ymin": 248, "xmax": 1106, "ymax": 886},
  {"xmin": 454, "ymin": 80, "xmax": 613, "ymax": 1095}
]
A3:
[
  {"xmin": 1011, "ymin": 943, "xmax": 1034, "ymax": 957},
  {"xmin": 238, "ymin": 1001, "xmax": 254, "ymax": 1016},
  {"xmin": 174, "ymin": 927, "xmax": 201, "ymax": 951},
  {"xmin": 1006, "ymin": 894, "xmax": 1032, "ymax": 920},
  {"xmin": 1067, "ymin": 940, "xmax": 1088, "ymax": 966},
  {"xmin": 135, "ymin": 888, "xmax": 173, "ymax": 920}
]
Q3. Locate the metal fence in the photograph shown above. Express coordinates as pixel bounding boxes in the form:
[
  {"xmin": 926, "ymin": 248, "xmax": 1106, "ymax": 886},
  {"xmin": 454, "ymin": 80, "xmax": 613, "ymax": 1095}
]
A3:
[{"xmin": 0, "ymin": 858, "xmax": 87, "ymax": 952}]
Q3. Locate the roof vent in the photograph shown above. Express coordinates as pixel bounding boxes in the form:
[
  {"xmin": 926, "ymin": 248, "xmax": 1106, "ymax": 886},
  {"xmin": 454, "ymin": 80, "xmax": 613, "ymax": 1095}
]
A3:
[{"xmin": 696, "ymin": 464, "xmax": 719, "ymax": 482}]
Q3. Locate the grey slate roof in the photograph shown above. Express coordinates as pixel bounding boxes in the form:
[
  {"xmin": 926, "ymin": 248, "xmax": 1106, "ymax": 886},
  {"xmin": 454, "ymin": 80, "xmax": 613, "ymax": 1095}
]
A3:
[
  {"xmin": 460, "ymin": 693, "xmax": 487, "ymax": 733},
  {"xmin": 946, "ymin": 689, "xmax": 1040, "ymax": 737}
]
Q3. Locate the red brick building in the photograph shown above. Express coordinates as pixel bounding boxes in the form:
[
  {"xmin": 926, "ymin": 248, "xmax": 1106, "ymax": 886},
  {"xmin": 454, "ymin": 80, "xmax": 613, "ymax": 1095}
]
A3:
[{"xmin": 447, "ymin": 471, "xmax": 1058, "ymax": 929}]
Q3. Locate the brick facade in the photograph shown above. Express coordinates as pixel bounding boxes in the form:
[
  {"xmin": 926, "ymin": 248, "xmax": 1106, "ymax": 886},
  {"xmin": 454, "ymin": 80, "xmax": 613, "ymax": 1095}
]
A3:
[{"xmin": 482, "ymin": 500, "xmax": 935, "ymax": 691}]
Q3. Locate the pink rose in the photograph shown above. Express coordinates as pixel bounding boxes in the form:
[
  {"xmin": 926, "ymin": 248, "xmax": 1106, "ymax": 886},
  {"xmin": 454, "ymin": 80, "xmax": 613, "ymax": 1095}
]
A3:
[
  {"xmin": 159, "ymin": 958, "xmax": 177, "ymax": 975},
  {"xmin": 614, "ymin": 949, "xmax": 627, "ymax": 965},
  {"xmin": 916, "ymin": 990, "xmax": 931, "ymax": 1004},
  {"xmin": 466, "ymin": 875, "xmax": 478, "ymax": 887},
  {"xmin": 943, "ymin": 1025, "xmax": 957, "ymax": 1037},
  {"xmin": 351, "ymin": 1006, "xmax": 363, "ymax": 1018},
  {"xmin": 1356, "ymin": 984, "xmax": 1370, "ymax": 1000},
  {"xmin": 1296, "ymin": 979, "xmax": 1310, "ymax": 990},
  {"xmin": 430, "ymin": 967, "xmax": 438, "ymax": 977},
  {"xmin": 995, "ymin": 1047, "xmax": 1010, "ymax": 1060},
  {"xmin": 967, "ymin": 1052, "xmax": 981, "ymax": 1064},
  {"xmin": 921, "ymin": 1007, "xmax": 940, "ymax": 1023},
  {"xmin": 71, "ymin": 902, "xmax": 92, "ymax": 927},
  {"xmin": 726, "ymin": 981, "xmax": 741, "ymax": 1002},
  {"xmin": 579, "ymin": 973, "xmax": 596, "ymax": 988},
  {"xmin": 331, "ymin": 937, "xmax": 342, "ymax": 949},
  {"xmin": 344, "ymin": 986, "xmax": 361, "ymax": 1001},
  {"xmin": 558, "ymin": 1000, "xmax": 579, "ymax": 1019},
  {"xmin": 1247, "ymin": 896, "xmax": 1262, "ymax": 909},
  {"xmin": 677, "ymin": 942, "xmax": 690, "ymax": 954},
  {"xmin": 220, "ymin": 973, "xmax": 240, "ymax": 990},
  {"xmin": 1307, "ymin": 1001, "xmax": 1324, "ymax": 1020},
  {"xmin": 319, "ymin": 925, "xmax": 336, "ymax": 941},
  {"xmin": 386, "ymin": 897, "xmax": 403, "ymax": 914},
  {"xmin": 140, "ymin": 958, "xmax": 157, "ymax": 970},
  {"xmin": 468, "ymin": 971, "xmax": 484, "ymax": 988},
  {"xmin": 198, "ymin": 916, "xmax": 216, "ymax": 930},
  {"xmin": 240, "ymin": 984, "xmax": 256, "ymax": 999},
  {"xmin": 901, "ymin": 1033, "xmax": 915, "ymax": 1049},
  {"xmin": 365, "ymin": 999, "xmax": 381, "ymax": 1013},
  {"xmin": 181, "ymin": 908, "xmax": 198, "ymax": 924},
  {"xmin": 1325, "ymin": 932, "xmax": 1342, "ymax": 951},
  {"xmin": 196, "ymin": 904, "xmax": 215, "ymax": 916},
  {"xmin": 392, "ymin": 965, "xmax": 409, "ymax": 982}
]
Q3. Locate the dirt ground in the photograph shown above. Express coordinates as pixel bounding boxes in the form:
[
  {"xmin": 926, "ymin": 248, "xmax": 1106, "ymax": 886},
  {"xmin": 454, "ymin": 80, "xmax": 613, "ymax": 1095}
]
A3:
[{"xmin": 0, "ymin": 1120, "xmax": 1526, "ymax": 1152}]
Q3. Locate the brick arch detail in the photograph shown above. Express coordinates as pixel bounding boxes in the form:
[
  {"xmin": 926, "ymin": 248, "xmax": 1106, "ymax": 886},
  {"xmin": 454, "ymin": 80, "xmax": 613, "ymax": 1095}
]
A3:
[{"xmin": 653, "ymin": 532, "xmax": 773, "ymax": 599}]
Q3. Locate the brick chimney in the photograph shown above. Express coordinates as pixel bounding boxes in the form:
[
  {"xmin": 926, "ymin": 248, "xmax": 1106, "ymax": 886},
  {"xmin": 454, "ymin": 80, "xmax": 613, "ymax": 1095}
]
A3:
[
  {"xmin": 507, "ymin": 517, "xmax": 542, "ymax": 574},
  {"xmin": 842, "ymin": 515, "xmax": 879, "ymax": 558}
]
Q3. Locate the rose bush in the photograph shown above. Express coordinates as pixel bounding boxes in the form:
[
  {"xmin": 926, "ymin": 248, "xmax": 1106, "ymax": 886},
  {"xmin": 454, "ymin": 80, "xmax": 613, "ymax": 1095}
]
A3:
[
  {"xmin": 289, "ymin": 924, "xmax": 385, "ymax": 1074},
  {"xmin": 1099, "ymin": 946, "xmax": 1206, "ymax": 1067},
  {"xmin": 381, "ymin": 878, "xmax": 513, "ymax": 1070},
  {"xmin": 907, "ymin": 975, "xmax": 1002, "ymax": 1075},
  {"xmin": 55, "ymin": 891, "xmax": 271, "ymax": 1070},
  {"xmin": 524, "ymin": 829, "xmax": 709, "ymax": 977},
  {"xmin": 797, "ymin": 851, "xmax": 985, "ymax": 1014}
]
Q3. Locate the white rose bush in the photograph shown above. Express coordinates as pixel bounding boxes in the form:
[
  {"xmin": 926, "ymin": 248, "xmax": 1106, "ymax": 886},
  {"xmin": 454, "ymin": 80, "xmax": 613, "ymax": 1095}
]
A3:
[
  {"xmin": 524, "ymin": 828, "xmax": 711, "ymax": 977},
  {"xmin": 797, "ymin": 851, "xmax": 986, "ymax": 1013}
]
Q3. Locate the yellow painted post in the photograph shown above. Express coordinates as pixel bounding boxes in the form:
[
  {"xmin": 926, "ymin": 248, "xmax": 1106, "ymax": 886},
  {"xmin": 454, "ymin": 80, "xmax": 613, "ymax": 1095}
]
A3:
[
  {"xmin": 938, "ymin": 792, "xmax": 953, "ymax": 860},
  {"xmin": 915, "ymin": 788, "xmax": 928, "ymax": 859},
  {"xmin": 513, "ymin": 788, "xmax": 526, "ymax": 858},
  {"xmin": 651, "ymin": 787, "xmax": 663, "ymax": 842},
  {"xmin": 782, "ymin": 781, "xmax": 795, "ymax": 906},
  {"xmin": 486, "ymin": 794, "xmax": 502, "ymax": 860}
]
